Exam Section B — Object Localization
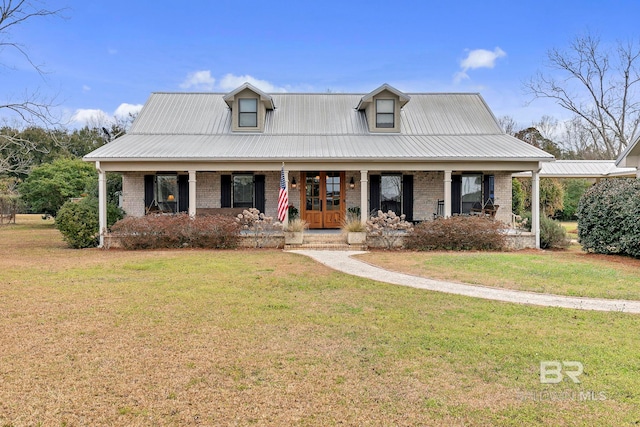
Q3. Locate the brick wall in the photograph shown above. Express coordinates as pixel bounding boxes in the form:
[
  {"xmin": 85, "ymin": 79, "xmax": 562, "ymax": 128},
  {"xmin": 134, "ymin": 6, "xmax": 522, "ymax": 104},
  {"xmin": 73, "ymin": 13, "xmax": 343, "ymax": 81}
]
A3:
[
  {"xmin": 492, "ymin": 171, "xmax": 513, "ymax": 225},
  {"xmin": 121, "ymin": 172, "xmax": 145, "ymax": 217}
]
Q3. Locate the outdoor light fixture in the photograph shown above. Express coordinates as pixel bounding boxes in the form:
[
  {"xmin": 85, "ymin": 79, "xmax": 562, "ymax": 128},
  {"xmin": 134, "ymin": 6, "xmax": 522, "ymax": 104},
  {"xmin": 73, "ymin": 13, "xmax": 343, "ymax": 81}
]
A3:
[
  {"xmin": 349, "ymin": 177, "xmax": 355, "ymax": 189},
  {"xmin": 167, "ymin": 194, "xmax": 175, "ymax": 201},
  {"xmin": 291, "ymin": 177, "xmax": 297, "ymax": 189}
]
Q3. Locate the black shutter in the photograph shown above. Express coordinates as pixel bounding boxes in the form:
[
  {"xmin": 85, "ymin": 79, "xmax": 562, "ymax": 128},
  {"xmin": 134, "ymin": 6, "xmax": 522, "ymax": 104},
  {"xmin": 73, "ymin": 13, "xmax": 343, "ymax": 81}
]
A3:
[
  {"xmin": 451, "ymin": 175, "xmax": 462, "ymax": 215},
  {"xmin": 402, "ymin": 174, "xmax": 414, "ymax": 221},
  {"xmin": 369, "ymin": 175, "xmax": 381, "ymax": 216},
  {"xmin": 221, "ymin": 175, "xmax": 231, "ymax": 208},
  {"xmin": 178, "ymin": 175, "xmax": 189, "ymax": 213},
  {"xmin": 484, "ymin": 174, "xmax": 495, "ymax": 205},
  {"xmin": 144, "ymin": 175, "xmax": 155, "ymax": 212},
  {"xmin": 254, "ymin": 174, "xmax": 265, "ymax": 213}
]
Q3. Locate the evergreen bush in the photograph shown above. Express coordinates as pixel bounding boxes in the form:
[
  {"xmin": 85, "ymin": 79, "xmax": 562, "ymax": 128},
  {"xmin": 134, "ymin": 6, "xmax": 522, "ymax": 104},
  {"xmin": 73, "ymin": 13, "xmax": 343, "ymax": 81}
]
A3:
[{"xmin": 577, "ymin": 179, "xmax": 640, "ymax": 257}]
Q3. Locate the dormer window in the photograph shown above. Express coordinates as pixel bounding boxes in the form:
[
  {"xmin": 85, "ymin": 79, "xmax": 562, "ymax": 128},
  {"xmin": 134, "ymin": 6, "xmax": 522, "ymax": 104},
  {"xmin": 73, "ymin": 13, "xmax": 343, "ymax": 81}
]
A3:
[
  {"xmin": 224, "ymin": 83, "xmax": 275, "ymax": 132},
  {"xmin": 376, "ymin": 99, "xmax": 395, "ymax": 128},
  {"xmin": 238, "ymin": 98, "xmax": 258, "ymax": 127},
  {"xmin": 357, "ymin": 84, "xmax": 410, "ymax": 133}
]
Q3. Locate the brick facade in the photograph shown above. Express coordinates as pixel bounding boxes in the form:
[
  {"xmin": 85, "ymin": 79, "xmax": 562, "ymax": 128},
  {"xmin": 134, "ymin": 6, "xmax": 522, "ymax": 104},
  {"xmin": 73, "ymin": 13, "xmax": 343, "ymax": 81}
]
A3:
[{"xmin": 122, "ymin": 169, "xmax": 513, "ymax": 225}]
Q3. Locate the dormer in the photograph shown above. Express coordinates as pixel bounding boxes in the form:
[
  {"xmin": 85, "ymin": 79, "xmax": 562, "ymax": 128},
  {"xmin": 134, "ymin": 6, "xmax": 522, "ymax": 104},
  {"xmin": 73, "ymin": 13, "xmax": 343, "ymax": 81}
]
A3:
[
  {"xmin": 223, "ymin": 83, "xmax": 275, "ymax": 132},
  {"xmin": 356, "ymin": 84, "xmax": 410, "ymax": 133}
]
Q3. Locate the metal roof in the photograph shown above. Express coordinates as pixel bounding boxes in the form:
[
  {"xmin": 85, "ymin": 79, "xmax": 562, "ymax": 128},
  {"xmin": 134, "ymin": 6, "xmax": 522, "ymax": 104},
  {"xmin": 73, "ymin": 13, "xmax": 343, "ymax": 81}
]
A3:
[
  {"xmin": 513, "ymin": 160, "xmax": 636, "ymax": 178},
  {"xmin": 85, "ymin": 91, "xmax": 554, "ymax": 163}
]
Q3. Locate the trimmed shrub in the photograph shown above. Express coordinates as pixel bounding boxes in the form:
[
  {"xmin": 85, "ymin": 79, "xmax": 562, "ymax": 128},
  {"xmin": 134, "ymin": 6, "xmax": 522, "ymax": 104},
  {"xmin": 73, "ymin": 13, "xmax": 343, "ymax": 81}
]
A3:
[
  {"xmin": 111, "ymin": 214, "xmax": 241, "ymax": 250},
  {"xmin": 404, "ymin": 216, "xmax": 507, "ymax": 251},
  {"xmin": 56, "ymin": 197, "xmax": 123, "ymax": 248},
  {"xmin": 539, "ymin": 216, "xmax": 570, "ymax": 249},
  {"xmin": 577, "ymin": 178, "xmax": 640, "ymax": 257}
]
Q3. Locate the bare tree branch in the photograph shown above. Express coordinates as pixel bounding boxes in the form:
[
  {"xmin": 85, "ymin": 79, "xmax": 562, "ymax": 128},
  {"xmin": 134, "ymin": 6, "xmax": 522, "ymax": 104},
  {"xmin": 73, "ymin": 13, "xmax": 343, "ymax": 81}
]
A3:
[{"xmin": 525, "ymin": 32, "xmax": 640, "ymax": 158}]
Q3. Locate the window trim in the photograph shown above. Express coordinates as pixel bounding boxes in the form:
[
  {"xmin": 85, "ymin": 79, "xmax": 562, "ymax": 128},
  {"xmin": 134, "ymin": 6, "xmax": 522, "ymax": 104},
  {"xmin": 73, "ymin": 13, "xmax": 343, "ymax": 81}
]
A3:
[
  {"xmin": 379, "ymin": 173, "xmax": 402, "ymax": 215},
  {"xmin": 238, "ymin": 98, "xmax": 258, "ymax": 128},
  {"xmin": 232, "ymin": 173, "xmax": 254, "ymax": 208},
  {"xmin": 376, "ymin": 99, "xmax": 395, "ymax": 128}
]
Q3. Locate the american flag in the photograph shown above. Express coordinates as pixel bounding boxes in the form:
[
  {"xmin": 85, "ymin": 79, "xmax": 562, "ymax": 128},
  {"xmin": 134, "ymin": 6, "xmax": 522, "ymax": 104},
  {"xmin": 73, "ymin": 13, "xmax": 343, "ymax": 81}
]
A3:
[{"xmin": 277, "ymin": 166, "xmax": 288, "ymax": 222}]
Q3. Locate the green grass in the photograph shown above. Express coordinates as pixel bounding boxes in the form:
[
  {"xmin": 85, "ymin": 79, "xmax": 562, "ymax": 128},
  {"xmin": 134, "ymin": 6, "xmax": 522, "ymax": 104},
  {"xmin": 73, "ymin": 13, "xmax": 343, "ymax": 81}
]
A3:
[
  {"xmin": 1, "ymin": 216, "xmax": 639, "ymax": 426},
  {"xmin": 561, "ymin": 221, "xmax": 579, "ymax": 240},
  {"xmin": 359, "ymin": 249, "xmax": 640, "ymax": 300}
]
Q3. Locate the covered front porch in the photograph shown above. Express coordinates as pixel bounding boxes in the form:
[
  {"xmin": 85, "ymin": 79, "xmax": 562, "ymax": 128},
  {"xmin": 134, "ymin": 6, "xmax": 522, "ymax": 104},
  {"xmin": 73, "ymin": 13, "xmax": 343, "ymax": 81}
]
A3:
[{"xmin": 95, "ymin": 160, "xmax": 545, "ymax": 248}]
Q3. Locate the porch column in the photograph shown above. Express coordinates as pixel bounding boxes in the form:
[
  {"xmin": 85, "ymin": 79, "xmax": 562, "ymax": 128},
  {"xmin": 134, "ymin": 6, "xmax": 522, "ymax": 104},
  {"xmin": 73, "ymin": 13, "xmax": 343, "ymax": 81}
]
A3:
[
  {"xmin": 188, "ymin": 170, "xmax": 196, "ymax": 218},
  {"xmin": 532, "ymin": 169, "xmax": 541, "ymax": 249},
  {"xmin": 360, "ymin": 170, "xmax": 368, "ymax": 225},
  {"xmin": 97, "ymin": 162, "xmax": 107, "ymax": 248},
  {"xmin": 283, "ymin": 169, "xmax": 289, "ymax": 228},
  {"xmin": 443, "ymin": 170, "xmax": 452, "ymax": 218}
]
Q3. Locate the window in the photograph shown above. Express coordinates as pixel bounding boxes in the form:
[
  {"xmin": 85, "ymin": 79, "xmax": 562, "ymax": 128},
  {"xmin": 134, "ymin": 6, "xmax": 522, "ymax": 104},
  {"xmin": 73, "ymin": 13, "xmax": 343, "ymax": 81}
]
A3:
[
  {"xmin": 461, "ymin": 174, "xmax": 482, "ymax": 214},
  {"xmin": 156, "ymin": 174, "xmax": 178, "ymax": 213},
  {"xmin": 238, "ymin": 98, "xmax": 258, "ymax": 127},
  {"xmin": 233, "ymin": 174, "xmax": 254, "ymax": 208},
  {"xmin": 381, "ymin": 174, "xmax": 402, "ymax": 214},
  {"xmin": 376, "ymin": 99, "xmax": 394, "ymax": 128}
]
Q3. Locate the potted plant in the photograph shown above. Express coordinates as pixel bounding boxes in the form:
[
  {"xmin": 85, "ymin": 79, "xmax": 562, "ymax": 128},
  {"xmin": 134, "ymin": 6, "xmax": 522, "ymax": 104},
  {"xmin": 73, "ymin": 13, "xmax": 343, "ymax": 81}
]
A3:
[
  {"xmin": 284, "ymin": 218, "xmax": 308, "ymax": 245},
  {"xmin": 342, "ymin": 213, "xmax": 367, "ymax": 245}
]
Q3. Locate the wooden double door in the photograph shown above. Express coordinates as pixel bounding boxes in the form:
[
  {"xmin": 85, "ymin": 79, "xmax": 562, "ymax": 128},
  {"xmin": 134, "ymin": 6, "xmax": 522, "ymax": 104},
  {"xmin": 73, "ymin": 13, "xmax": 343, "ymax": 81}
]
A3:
[{"xmin": 301, "ymin": 172, "xmax": 345, "ymax": 229}]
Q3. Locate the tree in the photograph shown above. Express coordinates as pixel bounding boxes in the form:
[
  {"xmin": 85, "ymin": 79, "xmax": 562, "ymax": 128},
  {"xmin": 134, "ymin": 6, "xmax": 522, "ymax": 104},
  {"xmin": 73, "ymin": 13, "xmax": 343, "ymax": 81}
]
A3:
[
  {"xmin": 1, "ymin": 1, "xmax": 64, "ymax": 174},
  {"xmin": 526, "ymin": 33, "xmax": 640, "ymax": 158},
  {"xmin": 514, "ymin": 126, "xmax": 564, "ymax": 158},
  {"xmin": 19, "ymin": 158, "xmax": 96, "ymax": 216},
  {"xmin": 518, "ymin": 177, "xmax": 564, "ymax": 217}
]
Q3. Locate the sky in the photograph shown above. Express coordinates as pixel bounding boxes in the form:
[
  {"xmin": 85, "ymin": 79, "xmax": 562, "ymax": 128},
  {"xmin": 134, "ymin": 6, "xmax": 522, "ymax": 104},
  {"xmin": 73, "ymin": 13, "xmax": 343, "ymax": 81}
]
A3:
[{"xmin": 3, "ymin": 0, "xmax": 640, "ymax": 130}]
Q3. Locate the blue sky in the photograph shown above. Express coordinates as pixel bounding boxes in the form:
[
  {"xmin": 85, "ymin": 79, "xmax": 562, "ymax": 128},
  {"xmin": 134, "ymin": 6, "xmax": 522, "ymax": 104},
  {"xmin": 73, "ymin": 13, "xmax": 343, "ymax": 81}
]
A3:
[{"xmin": 2, "ymin": 0, "xmax": 640, "ymax": 129}]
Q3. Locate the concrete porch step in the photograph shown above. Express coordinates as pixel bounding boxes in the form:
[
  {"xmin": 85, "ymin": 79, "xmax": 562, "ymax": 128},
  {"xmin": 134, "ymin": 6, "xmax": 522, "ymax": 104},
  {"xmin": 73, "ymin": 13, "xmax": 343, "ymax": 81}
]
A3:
[{"xmin": 285, "ymin": 243, "xmax": 364, "ymax": 251}]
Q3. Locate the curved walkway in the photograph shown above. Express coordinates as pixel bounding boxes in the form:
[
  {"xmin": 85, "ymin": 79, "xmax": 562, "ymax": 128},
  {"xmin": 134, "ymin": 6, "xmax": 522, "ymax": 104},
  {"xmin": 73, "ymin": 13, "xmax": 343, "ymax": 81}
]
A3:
[{"xmin": 290, "ymin": 250, "xmax": 640, "ymax": 314}]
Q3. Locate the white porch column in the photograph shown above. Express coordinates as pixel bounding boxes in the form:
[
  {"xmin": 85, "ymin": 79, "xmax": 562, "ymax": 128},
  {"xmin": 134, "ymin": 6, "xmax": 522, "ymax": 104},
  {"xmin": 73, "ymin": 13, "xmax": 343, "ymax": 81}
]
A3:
[
  {"xmin": 283, "ymin": 169, "xmax": 289, "ymax": 228},
  {"xmin": 443, "ymin": 170, "xmax": 452, "ymax": 218},
  {"xmin": 97, "ymin": 162, "xmax": 107, "ymax": 248},
  {"xmin": 188, "ymin": 170, "xmax": 196, "ymax": 218},
  {"xmin": 360, "ymin": 170, "xmax": 368, "ymax": 225},
  {"xmin": 532, "ymin": 169, "xmax": 541, "ymax": 249}
]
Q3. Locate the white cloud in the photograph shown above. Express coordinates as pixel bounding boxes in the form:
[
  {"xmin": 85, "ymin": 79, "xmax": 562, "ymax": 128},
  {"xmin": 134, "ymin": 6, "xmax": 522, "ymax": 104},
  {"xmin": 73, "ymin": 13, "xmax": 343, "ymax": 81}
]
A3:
[
  {"xmin": 455, "ymin": 47, "xmax": 507, "ymax": 83},
  {"xmin": 114, "ymin": 102, "xmax": 143, "ymax": 119},
  {"xmin": 71, "ymin": 109, "xmax": 111, "ymax": 127},
  {"xmin": 82, "ymin": 85, "xmax": 91, "ymax": 92},
  {"xmin": 218, "ymin": 73, "xmax": 287, "ymax": 93},
  {"xmin": 180, "ymin": 70, "xmax": 216, "ymax": 91},
  {"xmin": 70, "ymin": 103, "xmax": 143, "ymax": 128}
]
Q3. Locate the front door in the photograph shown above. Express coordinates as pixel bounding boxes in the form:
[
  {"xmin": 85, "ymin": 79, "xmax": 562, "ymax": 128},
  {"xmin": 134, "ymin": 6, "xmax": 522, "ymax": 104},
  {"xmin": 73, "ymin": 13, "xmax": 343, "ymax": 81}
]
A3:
[{"xmin": 302, "ymin": 172, "xmax": 345, "ymax": 229}]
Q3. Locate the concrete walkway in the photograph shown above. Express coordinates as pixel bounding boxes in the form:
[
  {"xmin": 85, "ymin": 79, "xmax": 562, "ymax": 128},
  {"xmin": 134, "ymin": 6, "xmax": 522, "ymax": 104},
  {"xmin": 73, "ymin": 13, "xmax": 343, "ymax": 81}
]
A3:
[{"xmin": 290, "ymin": 250, "xmax": 640, "ymax": 314}]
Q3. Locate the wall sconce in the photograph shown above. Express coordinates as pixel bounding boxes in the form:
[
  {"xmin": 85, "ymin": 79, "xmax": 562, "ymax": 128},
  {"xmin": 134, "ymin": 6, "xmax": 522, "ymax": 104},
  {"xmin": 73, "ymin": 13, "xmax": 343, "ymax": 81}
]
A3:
[
  {"xmin": 349, "ymin": 177, "xmax": 355, "ymax": 189},
  {"xmin": 291, "ymin": 177, "xmax": 297, "ymax": 189},
  {"xmin": 167, "ymin": 194, "xmax": 175, "ymax": 201}
]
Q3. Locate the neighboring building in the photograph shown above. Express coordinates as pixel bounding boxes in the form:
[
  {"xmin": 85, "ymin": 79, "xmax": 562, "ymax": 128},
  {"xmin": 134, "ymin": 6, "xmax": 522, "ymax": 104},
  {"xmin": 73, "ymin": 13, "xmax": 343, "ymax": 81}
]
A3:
[
  {"xmin": 616, "ymin": 137, "xmax": 640, "ymax": 178},
  {"xmin": 84, "ymin": 83, "xmax": 554, "ymax": 246}
]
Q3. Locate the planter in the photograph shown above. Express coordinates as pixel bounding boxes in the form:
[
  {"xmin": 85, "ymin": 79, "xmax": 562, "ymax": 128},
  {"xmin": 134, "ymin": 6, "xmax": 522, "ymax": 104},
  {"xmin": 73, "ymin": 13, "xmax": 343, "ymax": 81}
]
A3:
[
  {"xmin": 347, "ymin": 231, "xmax": 367, "ymax": 245},
  {"xmin": 284, "ymin": 231, "xmax": 304, "ymax": 245}
]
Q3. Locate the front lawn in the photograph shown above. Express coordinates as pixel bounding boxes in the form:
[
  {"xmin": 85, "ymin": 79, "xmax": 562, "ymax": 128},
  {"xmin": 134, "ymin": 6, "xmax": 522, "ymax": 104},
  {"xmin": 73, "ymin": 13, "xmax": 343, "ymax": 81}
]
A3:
[
  {"xmin": 0, "ymin": 216, "xmax": 639, "ymax": 426},
  {"xmin": 357, "ymin": 248, "xmax": 640, "ymax": 300}
]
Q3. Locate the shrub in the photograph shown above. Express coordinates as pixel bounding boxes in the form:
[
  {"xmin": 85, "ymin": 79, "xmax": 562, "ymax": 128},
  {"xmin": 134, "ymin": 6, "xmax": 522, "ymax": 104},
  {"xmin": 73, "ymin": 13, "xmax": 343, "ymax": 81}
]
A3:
[
  {"xmin": 342, "ymin": 211, "xmax": 366, "ymax": 233},
  {"xmin": 285, "ymin": 218, "xmax": 308, "ymax": 232},
  {"xmin": 577, "ymin": 178, "xmax": 640, "ymax": 257},
  {"xmin": 236, "ymin": 208, "xmax": 282, "ymax": 248},
  {"xmin": 56, "ymin": 197, "xmax": 123, "ymax": 248},
  {"xmin": 111, "ymin": 214, "xmax": 241, "ymax": 250},
  {"xmin": 366, "ymin": 210, "xmax": 413, "ymax": 249},
  {"xmin": 404, "ymin": 216, "xmax": 507, "ymax": 251},
  {"xmin": 539, "ymin": 216, "xmax": 570, "ymax": 249}
]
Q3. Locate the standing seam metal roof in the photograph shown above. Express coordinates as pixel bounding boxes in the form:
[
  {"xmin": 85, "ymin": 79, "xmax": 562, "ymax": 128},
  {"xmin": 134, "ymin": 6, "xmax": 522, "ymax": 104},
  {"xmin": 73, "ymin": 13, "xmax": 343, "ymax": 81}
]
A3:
[{"xmin": 85, "ymin": 92, "xmax": 554, "ymax": 162}]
